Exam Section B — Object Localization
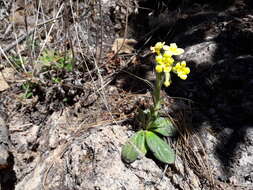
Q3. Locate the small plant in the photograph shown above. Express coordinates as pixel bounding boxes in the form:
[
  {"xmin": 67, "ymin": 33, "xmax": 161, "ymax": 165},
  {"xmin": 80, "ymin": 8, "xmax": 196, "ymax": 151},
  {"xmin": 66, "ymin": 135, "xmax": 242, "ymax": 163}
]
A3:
[
  {"xmin": 21, "ymin": 81, "xmax": 37, "ymax": 99},
  {"xmin": 9, "ymin": 56, "xmax": 27, "ymax": 72},
  {"xmin": 52, "ymin": 77, "xmax": 62, "ymax": 84},
  {"xmin": 36, "ymin": 49, "xmax": 74, "ymax": 84},
  {"xmin": 122, "ymin": 42, "xmax": 190, "ymax": 164},
  {"xmin": 38, "ymin": 50, "xmax": 73, "ymax": 72}
]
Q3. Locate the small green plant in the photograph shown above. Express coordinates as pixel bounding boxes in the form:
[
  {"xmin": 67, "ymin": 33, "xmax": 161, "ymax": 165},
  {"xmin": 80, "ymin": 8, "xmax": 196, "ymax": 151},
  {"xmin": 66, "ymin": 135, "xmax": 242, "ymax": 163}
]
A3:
[
  {"xmin": 52, "ymin": 77, "xmax": 62, "ymax": 84},
  {"xmin": 38, "ymin": 50, "xmax": 73, "ymax": 72},
  {"xmin": 122, "ymin": 42, "xmax": 190, "ymax": 164},
  {"xmin": 9, "ymin": 56, "xmax": 27, "ymax": 72},
  {"xmin": 21, "ymin": 81, "xmax": 37, "ymax": 99}
]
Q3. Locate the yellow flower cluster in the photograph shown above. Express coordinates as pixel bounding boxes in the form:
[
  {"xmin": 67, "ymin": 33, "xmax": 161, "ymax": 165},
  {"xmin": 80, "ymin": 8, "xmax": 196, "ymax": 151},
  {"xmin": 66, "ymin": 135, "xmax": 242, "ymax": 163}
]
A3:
[
  {"xmin": 172, "ymin": 61, "xmax": 190, "ymax": 80},
  {"xmin": 150, "ymin": 42, "xmax": 190, "ymax": 86}
]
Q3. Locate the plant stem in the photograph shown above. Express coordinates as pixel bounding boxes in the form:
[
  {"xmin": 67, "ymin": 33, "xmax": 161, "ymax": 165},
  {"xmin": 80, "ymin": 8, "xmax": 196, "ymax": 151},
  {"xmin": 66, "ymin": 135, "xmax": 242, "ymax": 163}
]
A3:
[{"xmin": 151, "ymin": 72, "xmax": 163, "ymax": 118}]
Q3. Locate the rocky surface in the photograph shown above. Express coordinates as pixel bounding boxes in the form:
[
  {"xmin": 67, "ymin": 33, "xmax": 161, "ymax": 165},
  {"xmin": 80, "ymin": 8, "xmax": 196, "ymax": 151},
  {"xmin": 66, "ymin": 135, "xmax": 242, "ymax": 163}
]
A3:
[
  {"xmin": 0, "ymin": 112, "xmax": 11, "ymax": 169},
  {"xmin": 11, "ymin": 110, "xmax": 175, "ymax": 190},
  {"xmin": 0, "ymin": 0, "xmax": 253, "ymax": 190},
  {"xmin": 169, "ymin": 2, "xmax": 253, "ymax": 188}
]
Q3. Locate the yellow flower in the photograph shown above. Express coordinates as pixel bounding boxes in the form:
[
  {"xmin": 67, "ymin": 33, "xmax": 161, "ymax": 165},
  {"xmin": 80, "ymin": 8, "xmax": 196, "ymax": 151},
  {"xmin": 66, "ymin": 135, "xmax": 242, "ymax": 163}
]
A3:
[
  {"xmin": 164, "ymin": 43, "xmax": 184, "ymax": 55},
  {"xmin": 155, "ymin": 65, "xmax": 163, "ymax": 73},
  {"xmin": 164, "ymin": 80, "xmax": 171, "ymax": 87},
  {"xmin": 163, "ymin": 56, "xmax": 174, "ymax": 65},
  {"xmin": 150, "ymin": 42, "xmax": 165, "ymax": 54},
  {"xmin": 173, "ymin": 61, "xmax": 190, "ymax": 80},
  {"xmin": 163, "ymin": 50, "xmax": 172, "ymax": 57},
  {"xmin": 163, "ymin": 65, "xmax": 172, "ymax": 72},
  {"xmin": 155, "ymin": 54, "xmax": 173, "ymax": 73},
  {"xmin": 152, "ymin": 42, "xmax": 188, "ymax": 86},
  {"xmin": 164, "ymin": 72, "xmax": 171, "ymax": 87},
  {"xmin": 155, "ymin": 54, "xmax": 164, "ymax": 64}
]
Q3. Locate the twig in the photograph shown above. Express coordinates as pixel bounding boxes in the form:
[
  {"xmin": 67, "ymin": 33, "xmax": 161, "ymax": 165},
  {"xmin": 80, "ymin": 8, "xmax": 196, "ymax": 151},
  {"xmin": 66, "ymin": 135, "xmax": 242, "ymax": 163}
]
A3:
[
  {"xmin": 81, "ymin": 0, "xmax": 131, "ymax": 78},
  {"xmin": 1, "ymin": 29, "xmax": 36, "ymax": 54},
  {"xmin": 38, "ymin": 4, "xmax": 64, "ymax": 57},
  {"xmin": 0, "ymin": 16, "xmax": 62, "ymax": 56},
  {"xmin": 0, "ymin": 46, "xmax": 18, "ymax": 72}
]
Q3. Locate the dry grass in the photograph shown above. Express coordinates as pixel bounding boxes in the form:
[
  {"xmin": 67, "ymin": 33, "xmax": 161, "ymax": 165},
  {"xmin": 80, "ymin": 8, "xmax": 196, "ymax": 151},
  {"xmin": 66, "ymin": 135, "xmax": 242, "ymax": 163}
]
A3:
[
  {"xmin": 171, "ymin": 100, "xmax": 226, "ymax": 190},
  {"xmin": 0, "ymin": 0, "xmax": 132, "ymax": 112}
]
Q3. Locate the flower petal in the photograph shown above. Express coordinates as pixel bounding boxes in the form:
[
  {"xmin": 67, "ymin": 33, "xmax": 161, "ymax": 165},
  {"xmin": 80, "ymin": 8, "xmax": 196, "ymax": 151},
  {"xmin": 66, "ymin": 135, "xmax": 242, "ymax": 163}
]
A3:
[
  {"xmin": 164, "ymin": 80, "xmax": 171, "ymax": 87},
  {"xmin": 179, "ymin": 74, "xmax": 187, "ymax": 80},
  {"xmin": 155, "ymin": 55, "xmax": 164, "ymax": 64},
  {"xmin": 181, "ymin": 61, "xmax": 186, "ymax": 66},
  {"xmin": 155, "ymin": 65, "xmax": 163, "ymax": 73},
  {"xmin": 184, "ymin": 67, "xmax": 190, "ymax": 74},
  {"xmin": 163, "ymin": 50, "xmax": 172, "ymax": 58},
  {"xmin": 175, "ymin": 48, "xmax": 184, "ymax": 55},
  {"xmin": 164, "ymin": 66, "xmax": 172, "ymax": 72}
]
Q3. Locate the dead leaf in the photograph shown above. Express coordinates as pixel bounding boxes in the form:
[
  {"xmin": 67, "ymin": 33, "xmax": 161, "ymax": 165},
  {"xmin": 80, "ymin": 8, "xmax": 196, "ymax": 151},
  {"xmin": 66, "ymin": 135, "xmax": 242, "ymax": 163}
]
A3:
[
  {"xmin": 9, "ymin": 1, "xmax": 36, "ymax": 26},
  {"xmin": 112, "ymin": 38, "xmax": 137, "ymax": 54},
  {"xmin": 9, "ymin": 10, "xmax": 26, "ymax": 25},
  {"xmin": 0, "ymin": 67, "xmax": 16, "ymax": 91}
]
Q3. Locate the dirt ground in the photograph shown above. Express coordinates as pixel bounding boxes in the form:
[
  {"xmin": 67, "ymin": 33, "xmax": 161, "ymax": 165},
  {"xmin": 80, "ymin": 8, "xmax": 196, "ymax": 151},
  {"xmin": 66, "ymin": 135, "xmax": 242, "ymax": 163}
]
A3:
[{"xmin": 0, "ymin": 0, "xmax": 253, "ymax": 189}]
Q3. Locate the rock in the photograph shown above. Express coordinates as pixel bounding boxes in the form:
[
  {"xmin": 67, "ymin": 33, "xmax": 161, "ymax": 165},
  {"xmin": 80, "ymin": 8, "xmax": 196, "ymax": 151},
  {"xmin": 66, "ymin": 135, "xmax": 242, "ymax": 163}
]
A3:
[
  {"xmin": 112, "ymin": 38, "xmax": 137, "ymax": 54},
  {"xmin": 0, "ymin": 112, "xmax": 9, "ymax": 143},
  {"xmin": 15, "ymin": 124, "xmax": 176, "ymax": 190},
  {"xmin": 199, "ymin": 122, "xmax": 253, "ymax": 187},
  {"xmin": 179, "ymin": 41, "xmax": 218, "ymax": 66},
  {"xmin": 0, "ymin": 145, "xmax": 10, "ymax": 169},
  {"xmin": 9, "ymin": 121, "xmax": 40, "ymax": 153},
  {"xmin": 0, "ymin": 112, "xmax": 10, "ymax": 169}
]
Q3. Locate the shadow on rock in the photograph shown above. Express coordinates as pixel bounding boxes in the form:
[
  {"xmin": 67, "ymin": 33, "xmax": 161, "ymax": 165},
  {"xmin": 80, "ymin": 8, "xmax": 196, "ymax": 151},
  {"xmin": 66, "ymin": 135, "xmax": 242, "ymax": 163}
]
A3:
[
  {"xmin": 127, "ymin": 0, "xmax": 253, "ymax": 184},
  {"xmin": 0, "ymin": 153, "xmax": 16, "ymax": 190},
  {"xmin": 112, "ymin": 62, "xmax": 154, "ymax": 93}
]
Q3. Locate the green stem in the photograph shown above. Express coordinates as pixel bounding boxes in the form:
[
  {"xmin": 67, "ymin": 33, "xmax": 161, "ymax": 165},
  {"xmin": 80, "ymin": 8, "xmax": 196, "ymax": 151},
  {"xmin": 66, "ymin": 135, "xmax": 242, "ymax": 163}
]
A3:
[{"xmin": 151, "ymin": 72, "xmax": 163, "ymax": 119}]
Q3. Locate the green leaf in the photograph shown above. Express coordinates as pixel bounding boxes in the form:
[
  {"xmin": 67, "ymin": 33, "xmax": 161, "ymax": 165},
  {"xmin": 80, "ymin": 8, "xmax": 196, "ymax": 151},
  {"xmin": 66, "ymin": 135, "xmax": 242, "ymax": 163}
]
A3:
[
  {"xmin": 145, "ymin": 131, "xmax": 175, "ymax": 164},
  {"xmin": 149, "ymin": 117, "xmax": 176, "ymax": 137},
  {"xmin": 57, "ymin": 63, "xmax": 64, "ymax": 69},
  {"xmin": 58, "ymin": 57, "xmax": 65, "ymax": 64},
  {"xmin": 122, "ymin": 130, "xmax": 147, "ymax": 163},
  {"xmin": 52, "ymin": 77, "xmax": 61, "ymax": 83},
  {"xmin": 136, "ymin": 108, "xmax": 151, "ymax": 129},
  {"xmin": 25, "ymin": 92, "xmax": 33, "ymax": 99},
  {"xmin": 65, "ymin": 63, "xmax": 73, "ymax": 72}
]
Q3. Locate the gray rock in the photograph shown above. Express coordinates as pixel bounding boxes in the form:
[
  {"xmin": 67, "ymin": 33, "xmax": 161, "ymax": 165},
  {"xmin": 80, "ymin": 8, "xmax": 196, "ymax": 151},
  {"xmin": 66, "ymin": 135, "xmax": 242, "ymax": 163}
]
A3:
[
  {"xmin": 0, "ymin": 113, "xmax": 10, "ymax": 169},
  {"xmin": 199, "ymin": 122, "xmax": 253, "ymax": 187},
  {"xmin": 0, "ymin": 145, "xmax": 10, "ymax": 169},
  {"xmin": 15, "ymin": 124, "xmax": 176, "ymax": 190},
  {"xmin": 0, "ymin": 112, "xmax": 9, "ymax": 144},
  {"xmin": 179, "ymin": 41, "xmax": 218, "ymax": 66}
]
